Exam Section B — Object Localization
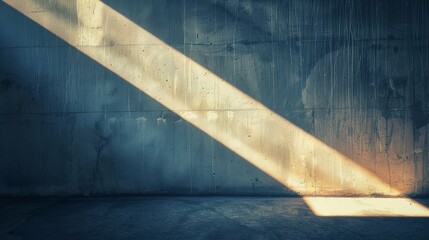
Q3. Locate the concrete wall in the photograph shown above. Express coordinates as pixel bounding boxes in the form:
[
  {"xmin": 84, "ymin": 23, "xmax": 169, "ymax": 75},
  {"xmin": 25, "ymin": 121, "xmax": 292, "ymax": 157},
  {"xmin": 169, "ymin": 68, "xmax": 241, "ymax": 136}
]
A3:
[{"xmin": 0, "ymin": 0, "xmax": 428, "ymax": 196}]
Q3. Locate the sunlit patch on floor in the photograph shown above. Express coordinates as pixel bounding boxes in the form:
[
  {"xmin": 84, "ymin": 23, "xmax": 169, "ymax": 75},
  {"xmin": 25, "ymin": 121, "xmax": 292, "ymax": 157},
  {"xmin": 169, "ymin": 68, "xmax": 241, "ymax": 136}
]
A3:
[{"xmin": 303, "ymin": 197, "xmax": 429, "ymax": 217}]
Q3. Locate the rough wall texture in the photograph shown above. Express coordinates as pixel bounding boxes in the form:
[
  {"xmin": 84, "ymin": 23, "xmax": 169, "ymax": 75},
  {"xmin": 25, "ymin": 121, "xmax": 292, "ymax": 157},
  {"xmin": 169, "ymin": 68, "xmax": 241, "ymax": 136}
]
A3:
[{"xmin": 0, "ymin": 0, "xmax": 428, "ymax": 196}]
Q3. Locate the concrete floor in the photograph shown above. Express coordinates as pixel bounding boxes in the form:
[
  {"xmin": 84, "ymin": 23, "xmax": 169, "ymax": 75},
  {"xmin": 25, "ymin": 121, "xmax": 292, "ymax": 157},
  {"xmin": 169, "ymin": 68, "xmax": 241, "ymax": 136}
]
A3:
[{"xmin": 1, "ymin": 197, "xmax": 429, "ymax": 240}]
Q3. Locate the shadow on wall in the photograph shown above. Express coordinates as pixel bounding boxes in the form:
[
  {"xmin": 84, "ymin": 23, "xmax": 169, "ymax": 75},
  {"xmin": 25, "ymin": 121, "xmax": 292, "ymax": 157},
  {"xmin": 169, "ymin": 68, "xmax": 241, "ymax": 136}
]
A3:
[
  {"xmin": 0, "ymin": 34, "xmax": 179, "ymax": 195},
  {"xmin": 1, "ymin": 0, "xmax": 429, "ymax": 197}
]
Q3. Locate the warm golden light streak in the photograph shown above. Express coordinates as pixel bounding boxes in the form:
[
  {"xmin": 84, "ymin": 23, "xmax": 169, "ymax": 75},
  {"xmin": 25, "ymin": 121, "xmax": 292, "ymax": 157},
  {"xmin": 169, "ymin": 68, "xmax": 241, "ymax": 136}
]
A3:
[
  {"xmin": 4, "ymin": 0, "xmax": 429, "ymax": 216},
  {"xmin": 304, "ymin": 197, "xmax": 429, "ymax": 217}
]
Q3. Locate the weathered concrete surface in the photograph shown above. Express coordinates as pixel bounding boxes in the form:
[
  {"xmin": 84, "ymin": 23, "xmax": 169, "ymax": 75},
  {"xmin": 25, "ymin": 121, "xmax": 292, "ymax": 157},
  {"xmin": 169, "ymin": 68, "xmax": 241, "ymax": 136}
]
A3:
[
  {"xmin": 0, "ymin": 0, "xmax": 428, "ymax": 196},
  {"xmin": 1, "ymin": 197, "xmax": 429, "ymax": 240},
  {"xmin": 0, "ymin": 197, "xmax": 58, "ymax": 240}
]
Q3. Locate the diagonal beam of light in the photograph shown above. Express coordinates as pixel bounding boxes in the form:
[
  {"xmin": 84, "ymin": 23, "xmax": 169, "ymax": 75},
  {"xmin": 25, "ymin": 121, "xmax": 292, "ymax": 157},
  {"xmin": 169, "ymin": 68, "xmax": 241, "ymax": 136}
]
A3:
[{"xmin": 4, "ymin": 0, "xmax": 429, "ymax": 216}]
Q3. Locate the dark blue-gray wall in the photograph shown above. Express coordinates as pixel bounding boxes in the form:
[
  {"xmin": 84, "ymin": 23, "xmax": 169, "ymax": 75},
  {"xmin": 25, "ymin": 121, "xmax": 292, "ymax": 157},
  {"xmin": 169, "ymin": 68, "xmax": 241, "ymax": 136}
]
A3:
[{"xmin": 0, "ymin": 0, "xmax": 428, "ymax": 196}]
